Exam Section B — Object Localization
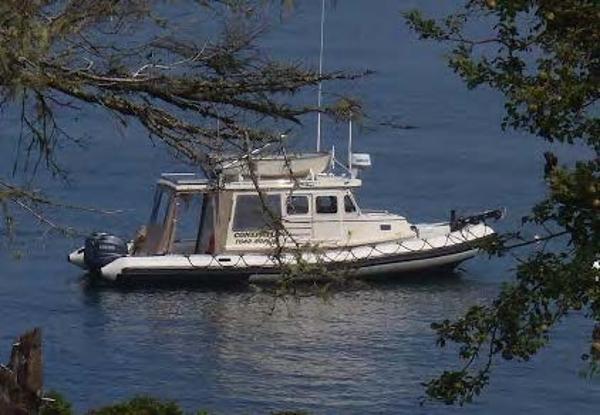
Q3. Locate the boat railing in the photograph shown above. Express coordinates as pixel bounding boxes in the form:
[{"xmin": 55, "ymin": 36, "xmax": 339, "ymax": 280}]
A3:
[{"xmin": 360, "ymin": 209, "xmax": 389, "ymax": 214}]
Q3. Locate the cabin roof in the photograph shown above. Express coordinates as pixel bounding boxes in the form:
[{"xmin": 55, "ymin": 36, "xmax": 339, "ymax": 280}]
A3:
[{"xmin": 158, "ymin": 172, "xmax": 362, "ymax": 192}]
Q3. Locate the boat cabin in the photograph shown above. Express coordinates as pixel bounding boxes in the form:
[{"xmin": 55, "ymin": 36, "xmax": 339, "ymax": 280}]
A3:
[{"xmin": 134, "ymin": 172, "xmax": 415, "ymax": 256}]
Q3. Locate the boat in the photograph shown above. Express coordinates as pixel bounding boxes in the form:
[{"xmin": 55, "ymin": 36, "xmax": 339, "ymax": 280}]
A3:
[
  {"xmin": 67, "ymin": 151, "xmax": 502, "ymax": 284},
  {"xmin": 67, "ymin": 3, "xmax": 502, "ymax": 285}
]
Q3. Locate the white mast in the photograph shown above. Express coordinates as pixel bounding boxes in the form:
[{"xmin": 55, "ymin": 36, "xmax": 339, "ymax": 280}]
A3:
[
  {"xmin": 316, "ymin": 0, "xmax": 325, "ymax": 152},
  {"xmin": 348, "ymin": 119, "xmax": 353, "ymax": 172}
]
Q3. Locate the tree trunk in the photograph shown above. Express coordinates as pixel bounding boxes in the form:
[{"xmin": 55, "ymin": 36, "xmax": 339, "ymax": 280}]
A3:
[{"xmin": 0, "ymin": 328, "xmax": 43, "ymax": 415}]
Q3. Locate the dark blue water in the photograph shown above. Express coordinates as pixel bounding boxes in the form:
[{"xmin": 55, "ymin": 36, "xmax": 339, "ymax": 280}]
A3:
[{"xmin": 1, "ymin": 1, "xmax": 598, "ymax": 413}]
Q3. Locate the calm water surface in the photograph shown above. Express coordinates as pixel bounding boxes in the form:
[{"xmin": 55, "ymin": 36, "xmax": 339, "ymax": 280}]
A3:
[{"xmin": 1, "ymin": 1, "xmax": 598, "ymax": 413}]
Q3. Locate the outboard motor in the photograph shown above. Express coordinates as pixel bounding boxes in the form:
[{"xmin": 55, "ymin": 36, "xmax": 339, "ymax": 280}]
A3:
[{"xmin": 83, "ymin": 232, "xmax": 128, "ymax": 271}]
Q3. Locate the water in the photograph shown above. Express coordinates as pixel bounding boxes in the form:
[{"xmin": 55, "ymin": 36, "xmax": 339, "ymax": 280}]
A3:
[{"xmin": 0, "ymin": 1, "xmax": 598, "ymax": 413}]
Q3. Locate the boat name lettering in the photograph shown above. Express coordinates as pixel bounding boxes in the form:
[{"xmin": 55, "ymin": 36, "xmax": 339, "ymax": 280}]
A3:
[
  {"xmin": 233, "ymin": 230, "xmax": 275, "ymax": 245},
  {"xmin": 233, "ymin": 231, "xmax": 275, "ymax": 238}
]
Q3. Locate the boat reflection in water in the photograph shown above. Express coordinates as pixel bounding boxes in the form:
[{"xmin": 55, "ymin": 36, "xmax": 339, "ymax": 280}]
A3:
[{"xmin": 80, "ymin": 273, "xmax": 495, "ymax": 413}]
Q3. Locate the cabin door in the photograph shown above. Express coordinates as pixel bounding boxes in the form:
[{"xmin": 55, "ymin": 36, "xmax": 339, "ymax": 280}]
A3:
[
  {"xmin": 312, "ymin": 194, "xmax": 343, "ymax": 243},
  {"xmin": 283, "ymin": 194, "xmax": 313, "ymax": 243}
]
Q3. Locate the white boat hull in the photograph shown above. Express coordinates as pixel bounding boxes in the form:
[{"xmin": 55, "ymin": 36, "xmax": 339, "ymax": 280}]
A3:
[{"xmin": 68, "ymin": 223, "xmax": 494, "ymax": 284}]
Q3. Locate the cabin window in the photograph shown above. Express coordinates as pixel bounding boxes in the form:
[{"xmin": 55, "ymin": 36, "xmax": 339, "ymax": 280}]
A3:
[
  {"xmin": 286, "ymin": 195, "xmax": 309, "ymax": 215},
  {"xmin": 316, "ymin": 196, "xmax": 338, "ymax": 214},
  {"xmin": 233, "ymin": 194, "xmax": 281, "ymax": 231},
  {"xmin": 149, "ymin": 187, "xmax": 173, "ymax": 226},
  {"xmin": 196, "ymin": 194, "xmax": 216, "ymax": 253},
  {"xmin": 344, "ymin": 195, "xmax": 357, "ymax": 213}
]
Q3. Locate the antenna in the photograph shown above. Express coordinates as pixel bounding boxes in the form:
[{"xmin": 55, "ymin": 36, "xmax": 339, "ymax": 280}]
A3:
[
  {"xmin": 316, "ymin": 0, "xmax": 325, "ymax": 152},
  {"xmin": 348, "ymin": 119, "xmax": 353, "ymax": 172}
]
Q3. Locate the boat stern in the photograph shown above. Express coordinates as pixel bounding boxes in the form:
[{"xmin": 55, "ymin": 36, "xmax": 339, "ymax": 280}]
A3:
[{"xmin": 67, "ymin": 232, "xmax": 130, "ymax": 276}]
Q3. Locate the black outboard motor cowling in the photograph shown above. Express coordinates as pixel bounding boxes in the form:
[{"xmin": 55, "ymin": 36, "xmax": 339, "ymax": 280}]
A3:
[{"xmin": 84, "ymin": 232, "xmax": 128, "ymax": 271}]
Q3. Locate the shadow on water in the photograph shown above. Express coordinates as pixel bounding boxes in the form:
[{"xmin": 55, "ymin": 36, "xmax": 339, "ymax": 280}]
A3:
[{"xmin": 78, "ymin": 266, "xmax": 471, "ymax": 295}]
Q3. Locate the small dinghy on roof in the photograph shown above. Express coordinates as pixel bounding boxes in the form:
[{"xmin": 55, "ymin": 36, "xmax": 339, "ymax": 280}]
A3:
[
  {"xmin": 67, "ymin": 148, "xmax": 502, "ymax": 284},
  {"xmin": 218, "ymin": 152, "xmax": 332, "ymax": 179}
]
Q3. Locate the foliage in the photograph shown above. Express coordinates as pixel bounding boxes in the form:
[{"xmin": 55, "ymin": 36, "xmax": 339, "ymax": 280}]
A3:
[
  {"xmin": 87, "ymin": 396, "xmax": 183, "ymax": 415},
  {"xmin": 405, "ymin": 0, "xmax": 599, "ymax": 405},
  {"xmin": 41, "ymin": 391, "xmax": 74, "ymax": 415},
  {"xmin": 40, "ymin": 392, "xmax": 309, "ymax": 415},
  {"xmin": 0, "ymin": 0, "xmax": 357, "ymax": 238},
  {"xmin": 327, "ymin": 97, "xmax": 363, "ymax": 123}
]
